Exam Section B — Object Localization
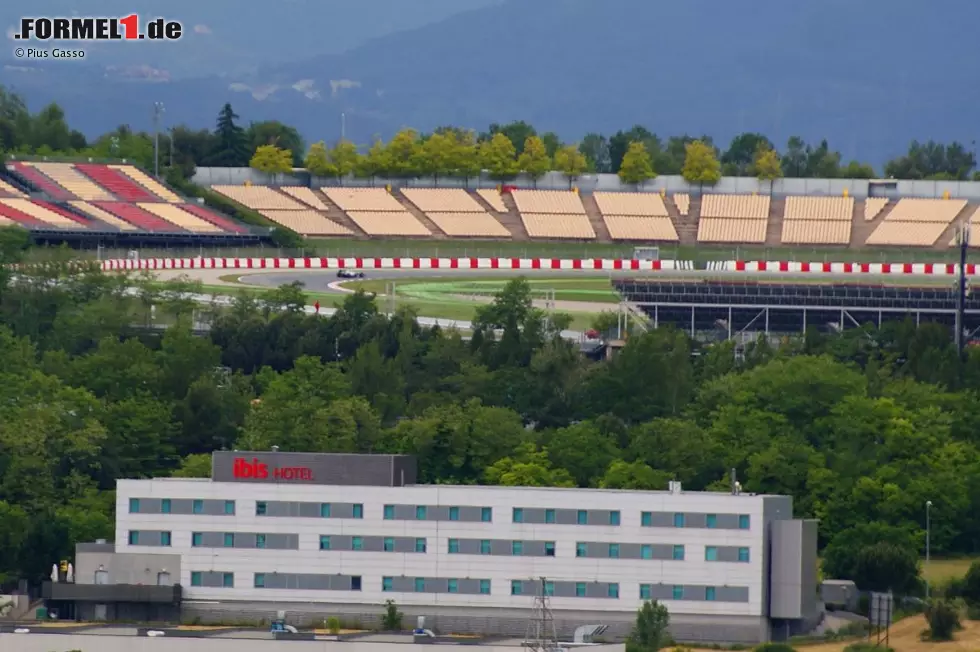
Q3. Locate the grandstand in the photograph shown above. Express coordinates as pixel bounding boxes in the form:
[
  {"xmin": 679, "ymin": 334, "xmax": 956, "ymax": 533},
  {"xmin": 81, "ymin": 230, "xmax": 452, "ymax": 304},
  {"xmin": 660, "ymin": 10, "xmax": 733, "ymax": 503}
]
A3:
[
  {"xmin": 697, "ymin": 194, "xmax": 770, "ymax": 244},
  {"xmin": 322, "ymin": 187, "xmax": 432, "ymax": 237},
  {"xmin": 864, "ymin": 198, "xmax": 969, "ymax": 247},
  {"xmin": 780, "ymin": 196, "xmax": 853, "ymax": 245},
  {"xmin": 592, "ymin": 192, "xmax": 678, "ymax": 242},
  {"xmin": 401, "ymin": 188, "xmax": 510, "ymax": 237},
  {"xmin": 511, "ymin": 189, "xmax": 596, "ymax": 239}
]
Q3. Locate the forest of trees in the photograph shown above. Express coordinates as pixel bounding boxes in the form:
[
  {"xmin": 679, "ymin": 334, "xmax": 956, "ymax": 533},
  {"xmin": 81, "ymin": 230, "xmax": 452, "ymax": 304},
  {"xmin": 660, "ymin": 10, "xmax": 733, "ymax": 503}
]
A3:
[
  {"xmin": 0, "ymin": 228, "xmax": 979, "ymax": 595},
  {"xmin": 1, "ymin": 85, "xmax": 978, "ymax": 189}
]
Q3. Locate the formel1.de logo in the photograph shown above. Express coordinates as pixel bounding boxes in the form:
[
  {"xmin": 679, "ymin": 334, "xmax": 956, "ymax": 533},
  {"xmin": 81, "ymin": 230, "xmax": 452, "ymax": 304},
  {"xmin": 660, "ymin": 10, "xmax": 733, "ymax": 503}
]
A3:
[{"xmin": 14, "ymin": 15, "xmax": 183, "ymax": 41}]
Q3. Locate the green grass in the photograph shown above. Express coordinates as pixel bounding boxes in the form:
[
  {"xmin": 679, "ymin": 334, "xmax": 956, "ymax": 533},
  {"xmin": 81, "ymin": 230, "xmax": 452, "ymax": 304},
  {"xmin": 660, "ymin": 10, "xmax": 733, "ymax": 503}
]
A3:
[
  {"xmin": 345, "ymin": 276, "xmax": 620, "ymax": 304},
  {"xmin": 922, "ymin": 557, "xmax": 979, "ymax": 583}
]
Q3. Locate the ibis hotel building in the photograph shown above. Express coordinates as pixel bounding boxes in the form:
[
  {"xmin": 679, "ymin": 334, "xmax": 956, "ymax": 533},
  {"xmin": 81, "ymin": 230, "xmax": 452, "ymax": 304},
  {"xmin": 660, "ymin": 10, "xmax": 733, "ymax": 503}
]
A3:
[{"xmin": 88, "ymin": 452, "xmax": 816, "ymax": 643}]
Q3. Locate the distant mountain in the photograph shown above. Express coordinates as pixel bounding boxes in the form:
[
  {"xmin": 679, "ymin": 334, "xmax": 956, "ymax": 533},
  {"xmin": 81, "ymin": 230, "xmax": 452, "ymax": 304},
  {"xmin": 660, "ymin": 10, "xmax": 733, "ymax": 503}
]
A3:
[{"xmin": 4, "ymin": 0, "xmax": 979, "ymax": 164}]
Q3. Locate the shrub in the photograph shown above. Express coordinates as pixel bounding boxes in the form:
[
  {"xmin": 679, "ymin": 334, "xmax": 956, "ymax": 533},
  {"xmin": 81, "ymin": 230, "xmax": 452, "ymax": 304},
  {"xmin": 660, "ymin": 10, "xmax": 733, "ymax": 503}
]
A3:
[
  {"xmin": 754, "ymin": 644, "xmax": 796, "ymax": 652},
  {"xmin": 326, "ymin": 616, "xmax": 341, "ymax": 635},
  {"xmin": 381, "ymin": 599, "xmax": 403, "ymax": 631},
  {"xmin": 923, "ymin": 598, "xmax": 961, "ymax": 641},
  {"xmin": 843, "ymin": 643, "xmax": 894, "ymax": 652}
]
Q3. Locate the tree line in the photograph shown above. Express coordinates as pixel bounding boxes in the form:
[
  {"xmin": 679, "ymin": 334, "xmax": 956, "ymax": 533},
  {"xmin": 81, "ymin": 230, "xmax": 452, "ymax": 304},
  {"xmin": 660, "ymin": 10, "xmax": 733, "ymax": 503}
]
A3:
[
  {"xmin": 0, "ymin": 233, "xmax": 979, "ymax": 595},
  {"xmin": 2, "ymin": 86, "xmax": 977, "ymax": 187}
]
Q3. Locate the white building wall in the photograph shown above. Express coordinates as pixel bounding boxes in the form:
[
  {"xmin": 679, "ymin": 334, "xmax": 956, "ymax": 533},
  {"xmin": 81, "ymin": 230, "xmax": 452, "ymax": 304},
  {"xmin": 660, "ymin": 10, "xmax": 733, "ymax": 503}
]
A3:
[{"xmin": 116, "ymin": 480, "xmax": 770, "ymax": 618}]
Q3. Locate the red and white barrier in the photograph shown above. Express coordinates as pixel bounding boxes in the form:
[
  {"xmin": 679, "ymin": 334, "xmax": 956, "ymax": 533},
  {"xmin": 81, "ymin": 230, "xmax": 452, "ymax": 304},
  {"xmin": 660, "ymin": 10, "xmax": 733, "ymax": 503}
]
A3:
[
  {"xmin": 99, "ymin": 257, "xmax": 680, "ymax": 272},
  {"xmin": 731, "ymin": 260, "xmax": 977, "ymax": 276}
]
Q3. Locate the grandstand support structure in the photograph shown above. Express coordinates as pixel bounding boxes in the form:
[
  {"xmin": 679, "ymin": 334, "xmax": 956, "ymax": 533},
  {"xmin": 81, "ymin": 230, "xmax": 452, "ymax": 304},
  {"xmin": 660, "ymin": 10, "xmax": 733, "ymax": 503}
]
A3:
[
  {"xmin": 496, "ymin": 192, "xmax": 529, "ymax": 240},
  {"xmin": 582, "ymin": 193, "xmax": 613, "ymax": 241}
]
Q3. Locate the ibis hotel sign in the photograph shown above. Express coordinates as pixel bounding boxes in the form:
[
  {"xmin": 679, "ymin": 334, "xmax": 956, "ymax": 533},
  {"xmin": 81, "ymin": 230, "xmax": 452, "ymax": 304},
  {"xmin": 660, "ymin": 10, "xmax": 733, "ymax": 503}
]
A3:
[{"xmin": 211, "ymin": 451, "xmax": 418, "ymax": 487}]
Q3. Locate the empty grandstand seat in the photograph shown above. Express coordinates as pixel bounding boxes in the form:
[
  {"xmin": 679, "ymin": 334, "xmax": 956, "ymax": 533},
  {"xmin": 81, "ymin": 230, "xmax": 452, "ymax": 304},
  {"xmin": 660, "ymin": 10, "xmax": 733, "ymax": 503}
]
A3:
[
  {"xmin": 476, "ymin": 188, "xmax": 508, "ymax": 212},
  {"xmin": 883, "ymin": 198, "xmax": 967, "ymax": 223},
  {"xmin": 212, "ymin": 185, "xmax": 305, "ymax": 211},
  {"xmin": 781, "ymin": 220, "xmax": 850, "ymax": 245},
  {"xmin": 0, "ymin": 200, "xmax": 49, "ymax": 227},
  {"xmin": 322, "ymin": 188, "xmax": 405, "ymax": 212},
  {"xmin": 346, "ymin": 211, "xmax": 432, "ymax": 236},
  {"xmin": 137, "ymin": 203, "xmax": 224, "ymax": 233},
  {"xmin": 75, "ymin": 163, "xmax": 157, "ymax": 202},
  {"xmin": 521, "ymin": 213, "xmax": 596, "ymax": 239},
  {"xmin": 512, "ymin": 190, "xmax": 586, "ymax": 214},
  {"xmin": 701, "ymin": 194, "xmax": 770, "ymax": 219},
  {"xmin": 673, "ymin": 193, "xmax": 690, "ymax": 216},
  {"xmin": 697, "ymin": 219, "xmax": 766, "ymax": 244},
  {"xmin": 0, "ymin": 198, "xmax": 85, "ymax": 228},
  {"xmin": 784, "ymin": 196, "xmax": 854, "ymax": 221},
  {"xmin": 179, "ymin": 204, "xmax": 248, "ymax": 234},
  {"xmin": 865, "ymin": 221, "xmax": 948, "ymax": 247},
  {"xmin": 0, "ymin": 178, "xmax": 27, "ymax": 197},
  {"xmin": 110, "ymin": 165, "xmax": 182, "ymax": 202},
  {"xmin": 31, "ymin": 162, "xmax": 114, "ymax": 201},
  {"xmin": 8, "ymin": 162, "xmax": 73, "ymax": 200},
  {"xmin": 594, "ymin": 192, "xmax": 668, "ymax": 216},
  {"xmin": 402, "ymin": 188, "xmax": 485, "ymax": 213},
  {"xmin": 427, "ymin": 212, "xmax": 511, "ymax": 237},
  {"xmin": 280, "ymin": 186, "xmax": 329, "ymax": 210},
  {"xmin": 864, "ymin": 197, "xmax": 889, "ymax": 221},
  {"xmin": 259, "ymin": 210, "xmax": 353, "ymax": 237},
  {"xmin": 69, "ymin": 201, "xmax": 140, "ymax": 231},
  {"xmin": 94, "ymin": 201, "xmax": 184, "ymax": 232},
  {"xmin": 604, "ymin": 216, "xmax": 679, "ymax": 241}
]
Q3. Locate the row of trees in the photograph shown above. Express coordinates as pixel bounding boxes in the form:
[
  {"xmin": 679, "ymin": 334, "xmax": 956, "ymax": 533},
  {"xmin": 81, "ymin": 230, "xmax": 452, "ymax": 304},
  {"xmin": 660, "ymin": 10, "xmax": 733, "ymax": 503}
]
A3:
[
  {"xmin": 2, "ymin": 232, "xmax": 980, "ymax": 592},
  {"xmin": 2, "ymin": 86, "xmax": 976, "ymax": 184}
]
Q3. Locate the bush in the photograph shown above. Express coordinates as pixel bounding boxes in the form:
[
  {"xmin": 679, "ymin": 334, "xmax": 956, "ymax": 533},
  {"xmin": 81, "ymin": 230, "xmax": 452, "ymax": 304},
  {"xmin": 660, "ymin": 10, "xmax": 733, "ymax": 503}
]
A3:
[
  {"xmin": 381, "ymin": 599, "xmax": 403, "ymax": 631},
  {"xmin": 326, "ymin": 616, "xmax": 341, "ymax": 635},
  {"xmin": 923, "ymin": 598, "xmax": 961, "ymax": 641},
  {"xmin": 754, "ymin": 644, "xmax": 796, "ymax": 652},
  {"xmin": 843, "ymin": 643, "xmax": 894, "ymax": 652}
]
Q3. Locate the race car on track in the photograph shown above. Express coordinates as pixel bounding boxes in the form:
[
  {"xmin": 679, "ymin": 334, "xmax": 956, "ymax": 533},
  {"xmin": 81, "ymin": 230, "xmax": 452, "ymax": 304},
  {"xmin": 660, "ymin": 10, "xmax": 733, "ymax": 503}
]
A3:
[{"xmin": 337, "ymin": 269, "xmax": 366, "ymax": 279}]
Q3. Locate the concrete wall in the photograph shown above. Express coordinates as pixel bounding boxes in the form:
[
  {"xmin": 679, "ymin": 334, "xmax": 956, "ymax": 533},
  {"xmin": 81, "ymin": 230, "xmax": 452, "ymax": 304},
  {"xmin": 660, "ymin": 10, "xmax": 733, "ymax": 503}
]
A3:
[
  {"xmin": 192, "ymin": 167, "xmax": 980, "ymax": 199},
  {"xmin": 74, "ymin": 550, "xmax": 181, "ymax": 586}
]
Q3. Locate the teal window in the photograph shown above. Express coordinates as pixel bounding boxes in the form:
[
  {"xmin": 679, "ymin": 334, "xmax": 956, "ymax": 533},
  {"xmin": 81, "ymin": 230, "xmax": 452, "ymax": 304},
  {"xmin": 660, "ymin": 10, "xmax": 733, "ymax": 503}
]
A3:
[
  {"xmin": 414, "ymin": 577, "xmax": 425, "ymax": 592},
  {"xmin": 352, "ymin": 504, "xmax": 363, "ymax": 518},
  {"xmin": 739, "ymin": 514, "xmax": 750, "ymax": 529},
  {"xmin": 705, "ymin": 586, "xmax": 716, "ymax": 601},
  {"xmin": 382, "ymin": 577, "xmax": 393, "ymax": 592},
  {"xmin": 641, "ymin": 511, "xmax": 652, "ymax": 526},
  {"xmin": 415, "ymin": 538, "xmax": 426, "ymax": 553},
  {"xmin": 415, "ymin": 505, "xmax": 427, "ymax": 520},
  {"xmin": 672, "ymin": 585, "xmax": 684, "ymax": 600},
  {"xmin": 545, "ymin": 509, "xmax": 556, "ymax": 523},
  {"xmin": 383, "ymin": 505, "xmax": 395, "ymax": 520},
  {"xmin": 672, "ymin": 545, "xmax": 685, "ymax": 560},
  {"xmin": 254, "ymin": 573, "xmax": 265, "ymax": 588},
  {"xmin": 576, "ymin": 542, "xmax": 587, "ymax": 558},
  {"xmin": 479, "ymin": 579, "xmax": 491, "ymax": 595},
  {"xmin": 448, "ymin": 538, "xmax": 459, "ymax": 554},
  {"xmin": 640, "ymin": 584, "xmax": 651, "ymax": 600},
  {"xmin": 319, "ymin": 535, "xmax": 331, "ymax": 550},
  {"xmin": 192, "ymin": 532, "xmax": 203, "ymax": 547},
  {"xmin": 161, "ymin": 499, "xmax": 171, "ymax": 514},
  {"xmin": 481, "ymin": 507, "xmax": 492, "ymax": 522},
  {"xmin": 609, "ymin": 511, "xmax": 620, "ymax": 526},
  {"xmin": 449, "ymin": 506, "xmax": 460, "ymax": 521},
  {"xmin": 384, "ymin": 537, "xmax": 394, "ymax": 552},
  {"xmin": 705, "ymin": 546, "xmax": 718, "ymax": 562},
  {"xmin": 448, "ymin": 579, "xmax": 458, "ymax": 594},
  {"xmin": 222, "ymin": 572, "xmax": 233, "ymax": 588},
  {"xmin": 352, "ymin": 536, "xmax": 363, "ymax": 551},
  {"xmin": 223, "ymin": 533, "xmax": 234, "ymax": 547},
  {"xmin": 127, "ymin": 530, "xmax": 140, "ymax": 545},
  {"xmin": 575, "ymin": 582, "xmax": 586, "ymax": 597},
  {"xmin": 577, "ymin": 510, "xmax": 588, "ymax": 525},
  {"xmin": 320, "ymin": 503, "xmax": 331, "ymax": 518},
  {"xmin": 545, "ymin": 541, "xmax": 555, "ymax": 557},
  {"xmin": 511, "ymin": 580, "xmax": 522, "ymax": 595},
  {"xmin": 641, "ymin": 544, "xmax": 652, "ymax": 560},
  {"xmin": 256, "ymin": 501, "xmax": 267, "ymax": 516},
  {"xmin": 706, "ymin": 514, "xmax": 717, "ymax": 528},
  {"xmin": 738, "ymin": 547, "xmax": 750, "ymax": 562},
  {"xmin": 129, "ymin": 498, "xmax": 140, "ymax": 513},
  {"xmin": 608, "ymin": 583, "xmax": 619, "ymax": 598},
  {"xmin": 224, "ymin": 500, "xmax": 235, "ymax": 515},
  {"xmin": 544, "ymin": 581, "xmax": 554, "ymax": 596},
  {"xmin": 608, "ymin": 543, "xmax": 620, "ymax": 558},
  {"xmin": 513, "ymin": 508, "xmax": 524, "ymax": 523},
  {"xmin": 256, "ymin": 534, "xmax": 266, "ymax": 549},
  {"xmin": 160, "ymin": 531, "xmax": 171, "ymax": 546},
  {"xmin": 480, "ymin": 539, "xmax": 491, "ymax": 554},
  {"xmin": 673, "ymin": 513, "xmax": 685, "ymax": 528},
  {"xmin": 193, "ymin": 500, "xmax": 203, "ymax": 514},
  {"xmin": 190, "ymin": 571, "xmax": 202, "ymax": 587},
  {"xmin": 512, "ymin": 541, "xmax": 523, "ymax": 555}
]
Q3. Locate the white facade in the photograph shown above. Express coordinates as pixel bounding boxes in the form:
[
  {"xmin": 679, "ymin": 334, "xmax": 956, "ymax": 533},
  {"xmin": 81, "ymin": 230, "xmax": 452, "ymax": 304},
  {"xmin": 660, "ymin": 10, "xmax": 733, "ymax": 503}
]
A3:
[{"xmin": 115, "ymin": 478, "xmax": 790, "ymax": 619}]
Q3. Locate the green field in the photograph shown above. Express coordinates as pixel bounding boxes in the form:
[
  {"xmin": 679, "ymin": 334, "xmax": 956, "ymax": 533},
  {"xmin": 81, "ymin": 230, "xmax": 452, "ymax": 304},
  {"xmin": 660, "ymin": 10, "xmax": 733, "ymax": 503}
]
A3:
[
  {"xmin": 921, "ymin": 557, "xmax": 979, "ymax": 583},
  {"xmin": 344, "ymin": 276, "xmax": 621, "ymax": 304}
]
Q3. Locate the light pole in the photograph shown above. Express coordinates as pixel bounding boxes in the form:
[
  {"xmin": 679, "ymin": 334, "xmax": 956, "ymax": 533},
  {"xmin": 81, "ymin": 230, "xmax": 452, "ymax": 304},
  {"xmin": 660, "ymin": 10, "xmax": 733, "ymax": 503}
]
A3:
[
  {"xmin": 925, "ymin": 500, "xmax": 932, "ymax": 599},
  {"xmin": 168, "ymin": 129, "xmax": 175, "ymax": 168},
  {"xmin": 152, "ymin": 102, "xmax": 165, "ymax": 179},
  {"xmin": 341, "ymin": 112, "xmax": 346, "ymax": 142}
]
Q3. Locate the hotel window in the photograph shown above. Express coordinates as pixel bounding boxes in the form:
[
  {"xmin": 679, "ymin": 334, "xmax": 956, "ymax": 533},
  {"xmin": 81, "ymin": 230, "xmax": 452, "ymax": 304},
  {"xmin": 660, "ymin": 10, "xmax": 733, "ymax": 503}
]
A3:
[
  {"xmin": 319, "ymin": 536, "xmax": 331, "ymax": 551},
  {"xmin": 415, "ymin": 506, "xmax": 427, "ymax": 520},
  {"xmin": 609, "ymin": 511, "xmax": 621, "ymax": 526},
  {"xmin": 161, "ymin": 499, "xmax": 171, "ymax": 514},
  {"xmin": 256, "ymin": 534, "xmax": 266, "ymax": 549},
  {"xmin": 128, "ymin": 531, "xmax": 139, "ymax": 545},
  {"xmin": 641, "ymin": 544, "xmax": 652, "ymax": 560},
  {"xmin": 222, "ymin": 573, "xmax": 234, "ymax": 588},
  {"xmin": 448, "ymin": 539, "xmax": 459, "ymax": 554},
  {"xmin": 512, "ymin": 541, "xmax": 523, "ymax": 556},
  {"xmin": 193, "ymin": 500, "xmax": 203, "ymax": 514},
  {"xmin": 672, "ymin": 545, "xmax": 685, "ymax": 560},
  {"xmin": 673, "ymin": 513, "xmax": 685, "ymax": 528},
  {"xmin": 576, "ymin": 582, "xmax": 586, "ymax": 597},
  {"xmin": 192, "ymin": 532, "xmax": 203, "ymax": 547},
  {"xmin": 223, "ymin": 533, "xmax": 234, "ymax": 548},
  {"xmin": 739, "ymin": 514, "xmax": 750, "ymax": 530},
  {"xmin": 576, "ymin": 542, "xmax": 587, "ymax": 558},
  {"xmin": 544, "ymin": 582, "xmax": 554, "ymax": 596},
  {"xmin": 608, "ymin": 583, "xmax": 619, "ymax": 598},
  {"xmin": 161, "ymin": 532, "xmax": 172, "ymax": 547},
  {"xmin": 415, "ymin": 538, "xmax": 426, "ymax": 553},
  {"xmin": 577, "ymin": 510, "xmax": 588, "ymax": 525},
  {"xmin": 383, "ymin": 505, "xmax": 395, "ymax": 520},
  {"xmin": 352, "ymin": 504, "xmax": 363, "ymax": 519},
  {"xmin": 129, "ymin": 498, "xmax": 140, "ymax": 513},
  {"xmin": 641, "ymin": 511, "xmax": 652, "ymax": 526},
  {"xmin": 706, "ymin": 514, "xmax": 717, "ymax": 528},
  {"xmin": 254, "ymin": 573, "xmax": 265, "ymax": 588},
  {"xmin": 511, "ymin": 580, "xmax": 522, "ymax": 596},
  {"xmin": 448, "ymin": 579, "xmax": 458, "ymax": 594},
  {"xmin": 382, "ymin": 577, "xmax": 393, "ymax": 592},
  {"xmin": 672, "ymin": 585, "xmax": 684, "ymax": 600},
  {"xmin": 705, "ymin": 546, "xmax": 718, "ymax": 561},
  {"xmin": 190, "ymin": 572, "xmax": 202, "ymax": 587},
  {"xmin": 545, "ymin": 541, "xmax": 555, "ymax": 557},
  {"xmin": 384, "ymin": 537, "xmax": 395, "ymax": 552},
  {"xmin": 481, "ymin": 507, "xmax": 492, "ymax": 522},
  {"xmin": 351, "ymin": 576, "xmax": 362, "ymax": 591},
  {"xmin": 320, "ymin": 503, "xmax": 331, "ymax": 518},
  {"xmin": 513, "ymin": 508, "xmax": 524, "ymax": 523},
  {"xmin": 640, "ymin": 584, "xmax": 651, "ymax": 600},
  {"xmin": 480, "ymin": 540, "xmax": 491, "ymax": 555},
  {"xmin": 414, "ymin": 578, "xmax": 425, "ymax": 592},
  {"xmin": 256, "ymin": 501, "xmax": 267, "ymax": 516},
  {"xmin": 479, "ymin": 579, "xmax": 491, "ymax": 595},
  {"xmin": 352, "ymin": 536, "xmax": 363, "ymax": 551},
  {"xmin": 224, "ymin": 501, "xmax": 235, "ymax": 515},
  {"xmin": 545, "ymin": 509, "xmax": 556, "ymax": 523},
  {"xmin": 449, "ymin": 506, "xmax": 460, "ymax": 521},
  {"xmin": 738, "ymin": 547, "xmax": 750, "ymax": 562},
  {"xmin": 705, "ymin": 586, "xmax": 717, "ymax": 601},
  {"xmin": 608, "ymin": 543, "xmax": 620, "ymax": 558}
]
